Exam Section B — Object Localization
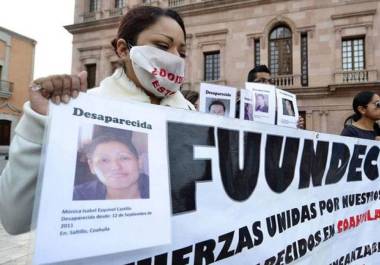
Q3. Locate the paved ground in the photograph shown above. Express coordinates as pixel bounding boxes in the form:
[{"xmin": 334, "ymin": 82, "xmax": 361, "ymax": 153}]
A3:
[{"xmin": 0, "ymin": 224, "xmax": 31, "ymax": 265}]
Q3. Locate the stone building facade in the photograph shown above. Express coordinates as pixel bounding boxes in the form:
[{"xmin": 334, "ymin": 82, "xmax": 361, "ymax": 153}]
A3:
[
  {"xmin": 65, "ymin": 0, "xmax": 380, "ymax": 134},
  {"xmin": 0, "ymin": 26, "xmax": 35, "ymax": 164}
]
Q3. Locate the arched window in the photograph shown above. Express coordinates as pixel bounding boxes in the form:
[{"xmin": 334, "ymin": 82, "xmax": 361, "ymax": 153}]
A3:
[{"xmin": 269, "ymin": 25, "xmax": 292, "ymax": 75}]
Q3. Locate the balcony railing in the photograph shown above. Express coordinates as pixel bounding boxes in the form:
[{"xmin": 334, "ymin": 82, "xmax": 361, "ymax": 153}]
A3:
[
  {"xmin": 272, "ymin": 74, "xmax": 301, "ymax": 88},
  {"xmin": 141, "ymin": 0, "xmax": 160, "ymax": 6},
  {"xmin": 169, "ymin": 0, "xmax": 186, "ymax": 7},
  {"xmin": 0, "ymin": 80, "xmax": 14, "ymax": 99},
  {"xmin": 334, "ymin": 69, "xmax": 378, "ymax": 84}
]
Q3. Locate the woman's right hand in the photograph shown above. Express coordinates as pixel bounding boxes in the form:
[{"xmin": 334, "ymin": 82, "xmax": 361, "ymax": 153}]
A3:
[{"xmin": 29, "ymin": 71, "xmax": 88, "ymax": 115}]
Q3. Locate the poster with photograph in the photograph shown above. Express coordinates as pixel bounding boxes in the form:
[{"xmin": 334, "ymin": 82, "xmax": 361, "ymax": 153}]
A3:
[
  {"xmin": 199, "ymin": 83, "xmax": 237, "ymax": 118},
  {"xmin": 276, "ymin": 88, "xmax": 299, "ymax": 128},
  {"xmin": 245, "ymin": 82, "xmax": 276, "ymax": 124},
  {"xmin": 239, "ymin": 89, "xmax": 254, "ymax": 121},
  {"xmin": 32, "ymin": 94, "xmax": 171, "ymax": 265}
]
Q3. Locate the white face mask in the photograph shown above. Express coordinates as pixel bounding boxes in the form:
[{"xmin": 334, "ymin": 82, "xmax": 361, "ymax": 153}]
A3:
[{"xmin": 129, "ymin": 45, "xmax": 185, "ymax": 98}]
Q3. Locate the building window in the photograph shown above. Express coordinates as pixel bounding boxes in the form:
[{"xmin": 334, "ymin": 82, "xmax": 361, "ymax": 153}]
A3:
[
  {"xmin": 301, "ymin": 33, "xmax": 308, "ymax": 87},
  {"xmin": 269, "ymin": 25, "xmax": 292, "ymax": 75},
  {"xmin": 0, "ymin": 65, "xmax": 2, "ymax": 80},
  {"xmin": 115, "ymin": 0, "xmax": 124, "ymax": 8},
  {"xmin": 86, "ymin": 64, "xmax": 97, "ymax": 89},
  {"xmin": 89, "ymin": 0, "xmax": 99, "ymax": 12},
  {"xmin": 342, "ymin": 37, "xmax": 365, "ymax": 71},
  {"xmin": 254, "ymin": 39, "xmax": 260, "ymax": 66},
  {"xmin": 0, "ymin": 120, "xmax": 11, "ymax": 146},
  {"xmin": 204, "ymin": 51, "xmax": 220, "ymax": 81}
]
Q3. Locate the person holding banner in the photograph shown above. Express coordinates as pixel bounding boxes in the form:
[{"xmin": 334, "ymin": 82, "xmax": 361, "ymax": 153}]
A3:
[
  {"xmin": 247, "ymin": 65, "xmax": 305, "ymax": 128},
  {"xmin": 341, "ymin": 91, "xmax": 380, "ymax": 140},
  {"xmin": 0, "ymin": 6, "xmax": 194, "ymax": 234}
]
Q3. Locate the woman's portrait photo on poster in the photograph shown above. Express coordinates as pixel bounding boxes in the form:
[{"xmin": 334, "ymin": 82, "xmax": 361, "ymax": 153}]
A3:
[
  {"xmin": 73, "ymin": 124, "xmax": 149, "ymax": 201},
  {"xmin": 255, "ymin": 93, "xmax": 269, "ymax": 113},
  {"xmin": 282, "ymin": 98, "xmax": 295, "ymax": 116},
  {"xmin": 244, "ymin": 103, "xmax": 254, "ymax": 121}
]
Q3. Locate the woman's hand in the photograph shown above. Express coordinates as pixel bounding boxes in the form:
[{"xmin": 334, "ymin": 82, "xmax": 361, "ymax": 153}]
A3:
[{"xmin": 29, "ymin": 71, "xmax": 88, "ymax": 115}]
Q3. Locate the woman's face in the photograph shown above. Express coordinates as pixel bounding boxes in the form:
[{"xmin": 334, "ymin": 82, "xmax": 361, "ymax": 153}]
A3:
[
  {"xmin": 256, "ymin": 95, "xmax": 265, "ymax": 107},
  {"xmin": 88, "ymin": 141, "xmax": 140, "ymax": 190},
  {"xmin": 122, "ymin": 16, "xmax": 186, "ymax": 90},
  {"xmin": 285, "ymin": 100, "xmax": 294, "ymax": 115},
  {"xmin": 363, "ymin": 94, "xmax": 380, "ymax": 120}
]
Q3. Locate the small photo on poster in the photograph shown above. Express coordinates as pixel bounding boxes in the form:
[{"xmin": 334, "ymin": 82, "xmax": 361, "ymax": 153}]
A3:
[
  {"xmin": 246, "ymin": 82, "xmax": 276, "ymax": 125},
  {"xmin": 199, "ymin": 83, "xmax": 237, "ymax": 118},
  {"xmin": 276, "ymin": 88, "xmax": 299, "ymax": 128},
  {"xmin": 282, "ymin": 98, "xmax": 296, "ymax": 117},
  {"xmin": 239, "ymin": 89, "xmax": 254, "ymax": 121},
  {"xmin": 73, "ymin": 124, "xmax": 149, "ymax": 201},
  {"xmin": 206, "ymin": 98, "xmax": 230, "ymax": 117},
  {"xmin": 244, "ymin": 103, "xmax": 254, "ymax": 121},
  {"xmin": 255, "ymin": 93, "xmax": 269, "ymax": 113}
]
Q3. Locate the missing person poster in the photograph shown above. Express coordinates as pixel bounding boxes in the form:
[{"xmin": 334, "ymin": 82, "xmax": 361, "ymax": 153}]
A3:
[
  {"xmin": 239, "ymin": 89, "xmax": 254, "ymax": 121},
  {"xmin": 199, "ymin": 83, "xmax": 237, "ymax": 118},
  {"xmin": 32, "ymin": 95, "xmax": 171, "ymax": 264},
  {"xmin": 246, "ymin": 82, "xmax": 276, "ymax": 124},
  {"xmin": 33, "ymin": 94, "xmax": 380, "ymax": 265},
  {"xmin": 276, "ymin": 88, "xmax": 299, "ymax": 128}
]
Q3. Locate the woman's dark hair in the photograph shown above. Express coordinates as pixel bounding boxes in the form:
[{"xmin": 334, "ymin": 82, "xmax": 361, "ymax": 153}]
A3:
[
  {"xmin": 351, "ymin": 91, "xmax": 376, "ymax": 121},
  {"xmin": 111, "ymin": 6, "xmax": 186, "ymax": 52},
  {"xmin": 85, "ymin": 134, "xmax": 139, "ymax": 160},
  {"xmin": 181, "ymin": 90, "xmax": 199, "ymax": 105}
]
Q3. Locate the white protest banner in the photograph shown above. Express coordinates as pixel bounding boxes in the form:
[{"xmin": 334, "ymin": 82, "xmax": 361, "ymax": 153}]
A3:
[
  {"xmin": 199, "ymin": 83, "xmax": 236, "ymax": 118},
  {"xmin": 33, "ymin": 94, "xmax": 380, "ymax": 265},
  {"xmin": 32, "ymin": 95, "xmax": 171, "ymax": 264},
  {"xmin": 239, "ymin": 89, "xmax": 254, "ymax": 121},
  {"xmin": 276, "ymin": 88, "xmax": 299, "ymax": 128},
  {"xmin": 246, "ymin": 82, "xmax": 276, "ymax": 124}
]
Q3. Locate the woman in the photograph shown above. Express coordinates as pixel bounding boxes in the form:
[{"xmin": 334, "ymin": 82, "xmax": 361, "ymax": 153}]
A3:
[
  {"xmin": 0, "ymin": 6, "xmax": 193, "ymax": 234},
  {"xmin": 74, "ymin": 135, "xmax": 149, "ymax": 200},
  {"xmin": 341, "ymin": 91, "xmax": 380, "ymax": 140}
]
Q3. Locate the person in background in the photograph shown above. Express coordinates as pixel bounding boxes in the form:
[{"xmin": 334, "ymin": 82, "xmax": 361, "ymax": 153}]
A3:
[
  {"xmin": 341, "ymin": 91, "xmax": 380, "ymax": 140},
  {"xmin": 247, "ymin": 65, "xmax": 272, "ymax": 84},
  {"xmin": 0, "ymin": 5, "xmax": 194, "ymax": 235}
]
